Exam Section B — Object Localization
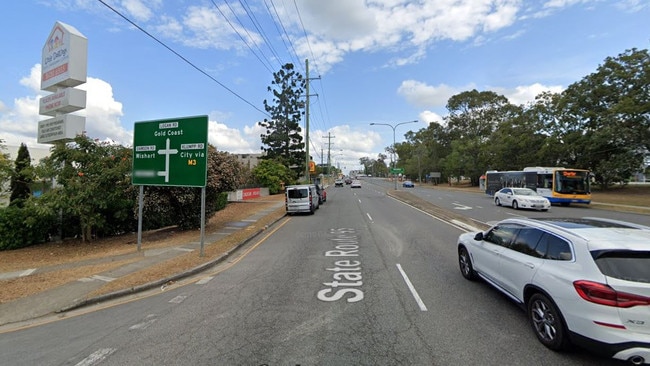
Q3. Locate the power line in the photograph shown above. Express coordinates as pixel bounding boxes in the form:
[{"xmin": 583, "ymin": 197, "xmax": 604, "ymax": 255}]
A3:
[
  {"xmin": 97, "ymin": 0, "xmax": 269, "ymax": 117},
  {"xmin": 211, "ymin": 0, "xmax": 275, "ymax": 73},
  {"xmin": 238, "ymin": 0, "xmax": 285, "ymax": 66}
]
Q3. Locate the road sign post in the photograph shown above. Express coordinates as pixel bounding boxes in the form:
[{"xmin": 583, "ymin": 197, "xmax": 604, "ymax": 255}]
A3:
[
  {"xmin": 132, "ymin": 116, "xmax": 208, "ymax": 187},
  {"xmin": 132, "ymin": 116, "xmax": 209, "ymax": 254}
]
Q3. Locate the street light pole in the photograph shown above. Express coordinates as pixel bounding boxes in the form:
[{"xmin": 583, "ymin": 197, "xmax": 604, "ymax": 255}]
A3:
[{"xmin": 370, "ymin": 120, "xmax": 418, "ymax": 190}]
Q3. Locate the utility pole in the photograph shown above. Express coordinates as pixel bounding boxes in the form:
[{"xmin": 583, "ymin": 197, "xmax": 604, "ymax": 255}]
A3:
[
  {"xmin": 304, "ymin": 59, "xmax": 320, "ymax": 182},
  {"xmin": 323, "ymin": 132, "xmax": 335, "ymax": 176},
  {"xmin": 305, "ymin": 59, "xmax": 310, "ymax": 182}
]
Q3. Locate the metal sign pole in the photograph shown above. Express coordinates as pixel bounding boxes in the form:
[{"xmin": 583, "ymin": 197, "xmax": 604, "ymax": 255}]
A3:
[
  {"xmin": 137, "ymin": 185, "xmax": 144, "ymax": 252},
  {"xmin": 200, "ymin": 186, "xmax": 206, "ymax": 257}
]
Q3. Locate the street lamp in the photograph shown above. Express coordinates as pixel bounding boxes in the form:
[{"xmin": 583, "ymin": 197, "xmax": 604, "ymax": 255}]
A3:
[{"xmin": 370, "ymin": 120, "xmax": 418, "ymax": 190}]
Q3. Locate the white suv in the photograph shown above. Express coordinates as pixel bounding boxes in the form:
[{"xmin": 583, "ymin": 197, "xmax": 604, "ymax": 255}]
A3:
[{"xmin": 457, "ymin": 217, "xmax": 650, "ymax": 365}]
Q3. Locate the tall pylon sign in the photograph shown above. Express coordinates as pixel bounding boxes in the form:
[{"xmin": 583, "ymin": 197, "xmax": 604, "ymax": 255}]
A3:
[{"xmin": 38, "ymin": 21, "xmax": 87, "ymax": 144}]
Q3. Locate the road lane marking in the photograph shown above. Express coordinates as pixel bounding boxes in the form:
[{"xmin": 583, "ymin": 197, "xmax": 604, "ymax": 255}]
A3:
[
  {"xmin": 129, "ymin": 314, "xmax": 158, "ymax": 330},
  {"xmin": 75, "ymin": 348, "xmax": 116, "ymax": 366},
  {"xmin": 196, "ymin": 276, "xmax": 213, "ymax": 285},
  {"xmin": 396, "ymin": 263, "xmax": 428, "ymax": 311},
  {"xmin": 366, "ymin": 213, "xmax": 373, "ymax": 222},
  {"xmin": 169, "ymin": 295, "xmax": 187, "ymax": 304}
]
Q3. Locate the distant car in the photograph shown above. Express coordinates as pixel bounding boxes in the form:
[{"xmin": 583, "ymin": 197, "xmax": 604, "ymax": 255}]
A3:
[
  {"xmin": 350, "ymin": 180, "xmax": 361, "ymax": 188},
  {"xmin": 335, "ymin": 179, "xmax": 344, "ymax": 187},
  {"xmin": 494, "ymin": 187, "xmax": 550, "ymax": 211},
  {"xmin": 402, "ymin": 180, "xmax": 414, "ymax": 188},
  {"xmin": 457, "ymin": 217, "xmax": 650, "ymax": 364},
  {"xmin": 345, "ymin": 178, "xmax": 352, "ymax": 185}
]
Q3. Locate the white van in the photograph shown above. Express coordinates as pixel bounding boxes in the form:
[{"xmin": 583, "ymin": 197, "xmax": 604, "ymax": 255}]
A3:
[{"xmin": 285, "ymin": 184, "xmax": 319, "ymax": 214}]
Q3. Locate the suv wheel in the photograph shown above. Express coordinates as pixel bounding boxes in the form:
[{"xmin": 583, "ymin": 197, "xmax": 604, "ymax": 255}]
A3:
[
  {"xmin": 527, "ymin": 293, "xmax": 570, "ymax": 351},
  {"xmin": 458, "ymin": 246, "xmax": 477, "ymax": 280}
]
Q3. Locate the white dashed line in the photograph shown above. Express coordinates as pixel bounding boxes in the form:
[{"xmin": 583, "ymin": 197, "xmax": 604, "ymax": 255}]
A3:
[
  {"xmin": 169, "ymin": 295, "xmax": 187, "ymax": 304},
  {"xmin": 396, "ymin": 263, "xmax": 428, "ymax": 311},
  {"xmin": 75, "ymin": 348, "xmax": 116, "ymax": 366}
]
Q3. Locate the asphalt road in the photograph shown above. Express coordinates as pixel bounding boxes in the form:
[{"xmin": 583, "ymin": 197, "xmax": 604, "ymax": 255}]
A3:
[{"xmin": 0, "ymin": 181, "xmax": 628, "ymax": 365}]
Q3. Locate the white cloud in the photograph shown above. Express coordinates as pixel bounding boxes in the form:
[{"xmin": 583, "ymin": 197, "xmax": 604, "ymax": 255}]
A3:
[
  {"xmin": 121, "ymin": 0, "xmax": 161, "ymax": 22},
  {"xmin": 492, "ymin": 83, "xmax": 564, "ymax": 105},
  {"xmin": 420, "ymin": 111, "xmax": 444, "ymax": 125},
  {"xmin": 208, "ymin": 119, "xmax": 257, "ymax": 153},
  {"xmin": 399, "ymin": 79, "xmax": 565, "ymax": 110},
  {"xmin": 397, "ymin": 80, "xmax": 462, "ymax": 108}
]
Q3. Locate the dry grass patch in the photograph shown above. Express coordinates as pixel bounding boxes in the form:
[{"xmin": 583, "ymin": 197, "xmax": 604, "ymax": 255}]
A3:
[{"xmin": 0, "ymin": 195, "xmax": 286, "ymax": 302}]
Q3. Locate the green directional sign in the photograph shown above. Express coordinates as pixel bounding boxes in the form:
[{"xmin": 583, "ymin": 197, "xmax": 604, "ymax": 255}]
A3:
[
  {"xmin": 132, "ymin": 115, "xmax": 208, "ymax": 187},
  {"xmin": 390, "ymin": 168, "xmax": 404, "ymax": 174}
]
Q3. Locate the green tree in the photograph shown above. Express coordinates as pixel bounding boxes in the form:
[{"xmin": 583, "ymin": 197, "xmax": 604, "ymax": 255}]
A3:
[
  {"xmin": 560, "ymin": 48, "xmax": 649, "ymax": 187},
  {"xmin": 252, "ymin": 159, "xmax": 294, "ymax": 194},
  {"xmin": 0, "ymin": 139, "xmax": 13, "ymax": 200},
  {"xmin": 484, "ymin": 105, "xmax": 549, "ymax": 171},
  {"xmin": 9, "ymin": 143, "xmax": 33, "ymax": 206},
  {"xmin": 258, "ymin": 63, "xmax": 306, "ymax": 179},
  {"xmin": 444, "ymin": 90, "xmax": 513, "ymax": 185},
  {"xmin": 40, "ymin": 136, "xmax": 134, "ymax": 241}
]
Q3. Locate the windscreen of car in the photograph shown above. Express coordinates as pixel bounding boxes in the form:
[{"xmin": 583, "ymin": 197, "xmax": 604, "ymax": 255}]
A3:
[
  {"xmin": 513, "ymin": 189, "xmax": 536, "ymax": 196},
  {"xmin": 287, "ymin": 188, "xmax": 308, "ymax": 199},
  {"xmin": 592, "ymin": 250, "xmax": 650, "ymax": 283}
]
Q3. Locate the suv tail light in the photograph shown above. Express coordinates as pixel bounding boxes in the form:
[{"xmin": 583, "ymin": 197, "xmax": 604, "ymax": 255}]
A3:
[{"xmin": 574, "ymin": 280, "xmax": 650, "ymax": 308}]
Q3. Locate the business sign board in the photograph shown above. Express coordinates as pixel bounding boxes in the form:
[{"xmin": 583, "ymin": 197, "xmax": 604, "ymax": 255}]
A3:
[
  {"xmin": 132, "ymin": 116, "xmax": 208, "ymax": 187},
  {"xmin": 37, "ymin": 114, "xmax": 86, "ymax": 144},
  {"xmin": 39, "ymin": 87, "xmax": 86, "ymax": 116},
  {"xmin": 41, "ymin": 21, "xmax": 87, "ymax": 92}
]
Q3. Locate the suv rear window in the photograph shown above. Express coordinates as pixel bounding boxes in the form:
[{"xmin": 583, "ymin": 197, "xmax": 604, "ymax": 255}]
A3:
[
  {"xmin": 593, "ymin": 251, "xmax": 650, "ymax": 283},
  {"xmin": 288, "ymin": 188, "xmax": 308, "ymax": 199}
]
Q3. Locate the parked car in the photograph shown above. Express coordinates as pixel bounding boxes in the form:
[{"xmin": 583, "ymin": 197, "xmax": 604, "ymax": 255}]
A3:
[
  {"xmin": 350, "ymin": 180, "xmax": 361, "ymax": 188},
  {"xmin": 494, "ymin": 187, "xmax": 550, "ymax": 211},
  {"xmin": 285, "ymin": 184, "xmax": 319, "ymax": 214},
  {"xmin": 457, "ymin": 217, "xmax": 650, "ymax": 364},
  {"xmin": 315, "ymin": 184, "xmax": 327, "ymax": 203},
  {"xmin": 402, "ymin": 180, "xmax": 414, "ymax": 188},
  {"xmin": 335, "ymin": 179, "xmax": 344, "ymax": 187}
]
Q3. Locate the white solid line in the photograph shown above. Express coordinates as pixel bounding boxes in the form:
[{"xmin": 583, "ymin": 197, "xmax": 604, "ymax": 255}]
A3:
[
  {"xmin": 366, "ymin": 212, "xmax": 373, "ymax": 221},
  {"xmin": 75, "ymin": 348, "xmax": 117, "ymax": 366},
  {"xmin": 396, "ymin": 263, "xmax": 428, "ymax": 311}
]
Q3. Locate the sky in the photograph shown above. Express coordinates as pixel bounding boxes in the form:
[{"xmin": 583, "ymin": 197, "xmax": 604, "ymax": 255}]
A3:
[{"xmin": 1, "ymin": 0, "xmax": 649, "ymax": 174}]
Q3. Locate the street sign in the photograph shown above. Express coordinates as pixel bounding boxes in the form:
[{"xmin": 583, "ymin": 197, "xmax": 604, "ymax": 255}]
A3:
[
  {"xmin": 132, "ymin": 115, "xmax": 208, "ymax": 187},
  {"xmin": 390, "ymin": 168, "xmax": 404, "ymax": 174}
]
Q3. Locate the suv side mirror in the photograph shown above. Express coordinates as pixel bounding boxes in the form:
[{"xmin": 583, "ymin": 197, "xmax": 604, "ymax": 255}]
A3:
[{"xmin": 474, "ymin": 232, "xmax": 484, "ymax": 241}]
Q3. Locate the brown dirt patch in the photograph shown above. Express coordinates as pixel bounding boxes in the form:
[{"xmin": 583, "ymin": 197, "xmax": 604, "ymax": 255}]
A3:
[{"xmin": 0, "ymin": 195, "xmax": 286, "ymax": 302}]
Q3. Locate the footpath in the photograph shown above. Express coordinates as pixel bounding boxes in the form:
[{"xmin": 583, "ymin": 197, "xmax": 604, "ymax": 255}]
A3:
[{"xmin": 0, "ymin": 198, "xmax": 286, "ymax": 331}]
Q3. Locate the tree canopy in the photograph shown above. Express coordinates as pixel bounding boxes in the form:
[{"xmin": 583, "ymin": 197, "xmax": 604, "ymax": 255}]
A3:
[
  {"xmin": 362, "ymin": 48, "xmax": 650, "ymax": 188},
  {"xmin": 258, "ymin": 63, "xmax": 306, "ymax": 179}
]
